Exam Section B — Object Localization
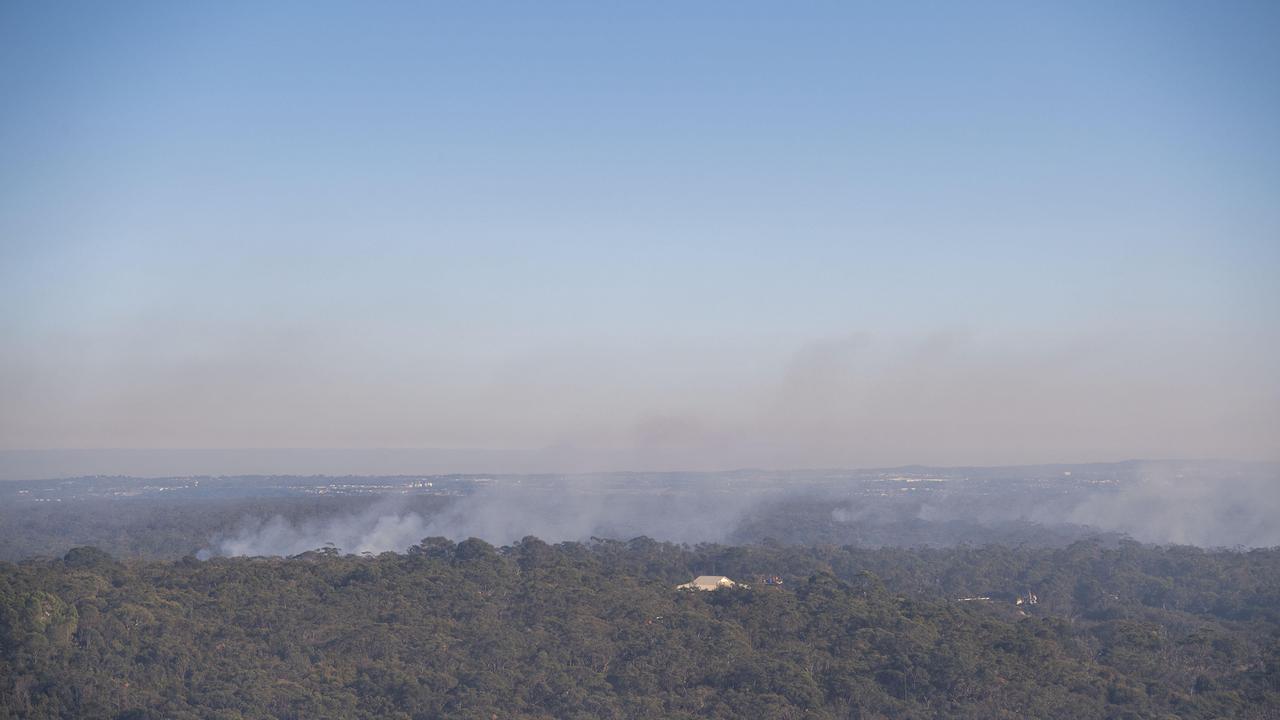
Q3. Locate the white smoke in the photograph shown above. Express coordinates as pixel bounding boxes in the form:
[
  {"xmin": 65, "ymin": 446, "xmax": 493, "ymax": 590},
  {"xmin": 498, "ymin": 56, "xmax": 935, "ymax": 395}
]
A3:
[
  {"xmin": 203, "ymin": 461, "xmax": 1280, "ymax": 557},
  {"xmin": 828, "ymin": 461, "xmax": 1280, "ymax": 549},
  {"xmin": 204, "ymin": 480, "xmax": 768, "ymax": 557},
  {"xmin": 203, "ymin": 499, "xmax": 433, "ymax": 558},
  {"xmin": 1066, "ymin": 462, "xmax": 1280, "ymax": 547}
]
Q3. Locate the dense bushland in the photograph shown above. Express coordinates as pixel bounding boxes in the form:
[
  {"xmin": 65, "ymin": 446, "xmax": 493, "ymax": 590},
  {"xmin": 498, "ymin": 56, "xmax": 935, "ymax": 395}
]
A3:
[{"xmin": 1, "ymin": 539, "xmax": 1277, "ymax": 719}]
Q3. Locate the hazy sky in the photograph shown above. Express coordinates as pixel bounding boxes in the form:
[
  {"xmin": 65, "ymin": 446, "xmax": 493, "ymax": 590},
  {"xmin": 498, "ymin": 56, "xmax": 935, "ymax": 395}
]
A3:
[{"xmin": 1, "ymin": 2, "xmax": 1277, "ymax": 473}]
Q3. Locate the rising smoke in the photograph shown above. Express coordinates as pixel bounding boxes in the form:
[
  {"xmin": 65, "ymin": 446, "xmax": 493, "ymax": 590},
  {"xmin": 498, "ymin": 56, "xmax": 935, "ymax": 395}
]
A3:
[
  {"xmin": 204, "ymin": 480, "xmax": 769, "ymax": 557},
  {"xmin": 204, "ymin": 461, "xmax": 1280, "ymax": 557},
  {"xmin": 1064, "ymin": 462, "xmax": 1280, "ymax": 548}
]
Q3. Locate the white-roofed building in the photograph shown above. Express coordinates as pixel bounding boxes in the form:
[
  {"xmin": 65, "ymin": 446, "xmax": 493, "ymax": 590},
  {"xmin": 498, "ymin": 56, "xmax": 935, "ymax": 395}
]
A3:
[{"xmin": 676, "ymin": 575, "xmax": 740, "ymax": 591}]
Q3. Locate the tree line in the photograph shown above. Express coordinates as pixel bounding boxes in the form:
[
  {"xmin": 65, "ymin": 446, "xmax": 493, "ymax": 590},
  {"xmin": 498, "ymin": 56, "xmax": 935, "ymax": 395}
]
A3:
[{"xmin": 1, "ymin": 538, "xmax": 1277, "ymax": 719}]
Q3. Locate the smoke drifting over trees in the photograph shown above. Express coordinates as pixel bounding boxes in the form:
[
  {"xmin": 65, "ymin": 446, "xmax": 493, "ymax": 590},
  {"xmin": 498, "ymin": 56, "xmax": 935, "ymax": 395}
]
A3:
[
  {"xmin": 1065, "ymin": 462, "xmax": 1280, "ymax": 548},
  {"xmin": 194, "ymin": 461, "xmax": 1280, "ymax": 558},
  {"xmin": 205, "ymin": 481, "xmax": 769, "ymax": 558}
]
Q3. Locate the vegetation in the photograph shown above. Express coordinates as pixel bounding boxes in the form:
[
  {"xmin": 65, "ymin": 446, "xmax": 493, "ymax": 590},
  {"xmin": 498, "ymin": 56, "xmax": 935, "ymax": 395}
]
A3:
[
  {"xmin": 0, "ymin": 491, "xmax": 1109, "ymax": 563},
  {"xmin": 0, "ymin": 496, "xmax": 453, "ymax": 562},
  {"xmin": 2, "ymin": 538, "xmax": 1277, "ymax": 719}
]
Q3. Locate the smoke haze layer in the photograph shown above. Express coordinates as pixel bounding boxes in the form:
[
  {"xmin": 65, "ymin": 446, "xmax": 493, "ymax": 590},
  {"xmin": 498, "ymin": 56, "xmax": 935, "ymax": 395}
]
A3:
[
  {"xmin": 201, "ymin": 461, "xmax": 1280, "ymax": 557},
  {"xmin": 1065, "ymin": 462, "xmax": 1280, "ymax": 548},
  {"xmin": 205, "ymin": 481, "xmax": 768, "ymax": 557}
]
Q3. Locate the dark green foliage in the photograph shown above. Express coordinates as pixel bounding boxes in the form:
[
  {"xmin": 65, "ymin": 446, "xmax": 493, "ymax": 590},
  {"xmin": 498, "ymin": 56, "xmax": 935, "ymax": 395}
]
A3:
[{"xmin": 0, "ymin": 539, "xmax": 1276, "ymax": 719}]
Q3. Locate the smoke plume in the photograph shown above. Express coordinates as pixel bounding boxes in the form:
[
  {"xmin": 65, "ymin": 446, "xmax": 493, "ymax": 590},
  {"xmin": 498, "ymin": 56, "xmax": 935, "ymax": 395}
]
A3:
[
  {"xmin": 1066, "ymin": 462, "xmax": 1280, "ymax": 547},
  {"xmin": 204, "ymin": 480, "xmax": 767, "ymax": 557}
]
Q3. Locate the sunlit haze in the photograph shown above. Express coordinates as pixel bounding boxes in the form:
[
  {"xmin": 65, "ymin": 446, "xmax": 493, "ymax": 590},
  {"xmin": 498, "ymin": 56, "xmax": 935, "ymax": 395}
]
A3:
[{"xmin": 2, "ymin": 2, "xmax": 1277, "ymax": 476}]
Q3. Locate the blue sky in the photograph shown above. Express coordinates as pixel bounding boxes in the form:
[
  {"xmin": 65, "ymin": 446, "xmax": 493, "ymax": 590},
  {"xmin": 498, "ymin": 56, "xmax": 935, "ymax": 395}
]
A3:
[{"xmin": 1, "ymin": 2, "xmax": 1277, "ymax": 471}]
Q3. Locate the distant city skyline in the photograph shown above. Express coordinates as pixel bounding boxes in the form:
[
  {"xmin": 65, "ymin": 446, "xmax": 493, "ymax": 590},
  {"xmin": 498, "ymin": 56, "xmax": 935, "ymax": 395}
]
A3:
[{"xmin": 2, "ymin": 2, "xmax": 1277, "ymax": 471}]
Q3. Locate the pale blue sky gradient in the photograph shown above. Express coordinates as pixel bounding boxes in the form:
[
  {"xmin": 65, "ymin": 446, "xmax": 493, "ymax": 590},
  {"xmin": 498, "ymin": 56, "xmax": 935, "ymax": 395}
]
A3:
[{"xmin": 1, "ymin": 2, "xmax": 1277, "ymax": 471}]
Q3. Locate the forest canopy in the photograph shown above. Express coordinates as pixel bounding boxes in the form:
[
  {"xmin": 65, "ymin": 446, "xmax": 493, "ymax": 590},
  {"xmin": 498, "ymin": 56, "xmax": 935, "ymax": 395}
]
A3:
[{"xmin": 2, "ymin": 538, "xmax": 1277, "ymax": 719}]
